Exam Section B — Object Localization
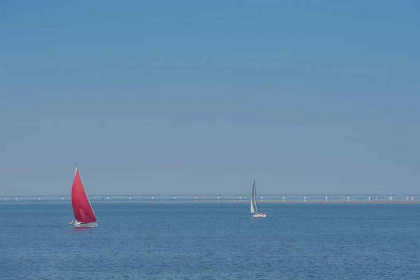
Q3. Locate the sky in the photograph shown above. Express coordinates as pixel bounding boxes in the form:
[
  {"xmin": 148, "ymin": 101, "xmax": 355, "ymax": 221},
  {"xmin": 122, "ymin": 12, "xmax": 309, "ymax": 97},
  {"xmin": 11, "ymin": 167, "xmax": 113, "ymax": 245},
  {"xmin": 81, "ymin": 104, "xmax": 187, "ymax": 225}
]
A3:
[{"xmin": 1, "ymin": 0, "xmax": 419, "ymax": 196}]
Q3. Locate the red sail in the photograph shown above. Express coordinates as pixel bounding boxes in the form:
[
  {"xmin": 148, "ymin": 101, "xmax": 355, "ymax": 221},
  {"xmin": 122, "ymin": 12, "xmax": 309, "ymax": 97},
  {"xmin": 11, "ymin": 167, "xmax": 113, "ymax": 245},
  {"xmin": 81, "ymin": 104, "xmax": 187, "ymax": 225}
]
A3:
[{"xmin": 71, "ymin": 167, "xmax": 97, "ymax": 223}]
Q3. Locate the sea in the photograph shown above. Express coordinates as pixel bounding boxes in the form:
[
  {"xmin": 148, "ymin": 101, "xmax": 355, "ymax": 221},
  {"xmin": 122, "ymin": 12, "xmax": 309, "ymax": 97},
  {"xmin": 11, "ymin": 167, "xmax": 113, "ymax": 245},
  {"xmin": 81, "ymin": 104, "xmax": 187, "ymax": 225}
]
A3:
[{"xmin": 1, "ymin": 202, "xmax": 419, "ymax": 279}]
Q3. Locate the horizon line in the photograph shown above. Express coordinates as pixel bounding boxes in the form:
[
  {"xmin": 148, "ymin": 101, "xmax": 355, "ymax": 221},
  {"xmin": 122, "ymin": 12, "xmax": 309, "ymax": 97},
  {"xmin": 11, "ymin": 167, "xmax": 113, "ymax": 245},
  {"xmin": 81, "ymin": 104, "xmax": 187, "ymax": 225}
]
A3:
[{"xmin": 2, "ymin": 194, "xmax": 420, "ymax": 197}]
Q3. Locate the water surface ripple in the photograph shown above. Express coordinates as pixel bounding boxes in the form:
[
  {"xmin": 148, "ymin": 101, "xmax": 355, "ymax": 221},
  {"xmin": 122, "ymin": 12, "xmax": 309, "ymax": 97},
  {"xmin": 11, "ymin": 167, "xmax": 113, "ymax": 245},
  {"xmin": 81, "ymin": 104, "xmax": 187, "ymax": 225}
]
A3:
[{"xmin": 1, "ymin": 203, "xmax": 419, "ymax": 279}]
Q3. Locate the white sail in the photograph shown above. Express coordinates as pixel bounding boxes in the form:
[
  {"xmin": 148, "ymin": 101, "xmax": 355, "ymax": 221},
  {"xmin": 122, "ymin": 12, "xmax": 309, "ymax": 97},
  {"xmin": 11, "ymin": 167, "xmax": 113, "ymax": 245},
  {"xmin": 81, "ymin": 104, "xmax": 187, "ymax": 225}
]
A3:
[
  {"xmin": 250, "ymin": 196, "xmax": 255, "ymax": 213},
  {"xmin": 250, "ymin": 180, "xmax": 257, "ymax": 213}
]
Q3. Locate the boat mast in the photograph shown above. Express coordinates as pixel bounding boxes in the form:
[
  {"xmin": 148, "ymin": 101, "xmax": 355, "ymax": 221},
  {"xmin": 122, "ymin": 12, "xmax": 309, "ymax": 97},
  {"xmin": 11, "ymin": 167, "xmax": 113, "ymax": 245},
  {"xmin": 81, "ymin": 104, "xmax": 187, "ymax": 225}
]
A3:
[{"xmin": 253, "ymin": 179, "xmax": 258, "ymax": 213}]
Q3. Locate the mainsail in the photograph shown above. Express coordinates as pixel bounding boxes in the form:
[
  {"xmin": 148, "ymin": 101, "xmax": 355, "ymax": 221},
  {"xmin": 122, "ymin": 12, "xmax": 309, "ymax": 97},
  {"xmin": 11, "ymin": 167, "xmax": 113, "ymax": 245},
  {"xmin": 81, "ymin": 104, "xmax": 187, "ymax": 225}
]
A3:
[
  {"xmin": 250, "ymin": 180, "xmax": 258, "ymax": 214},
  {"xmin": 71, "ymin": 167, "xmax": 97, "ymax": 223}
]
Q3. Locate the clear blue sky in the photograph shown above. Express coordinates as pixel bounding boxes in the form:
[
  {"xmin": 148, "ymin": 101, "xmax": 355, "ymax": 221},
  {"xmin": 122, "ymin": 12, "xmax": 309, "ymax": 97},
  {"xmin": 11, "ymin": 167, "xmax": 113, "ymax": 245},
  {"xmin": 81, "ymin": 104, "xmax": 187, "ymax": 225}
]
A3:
[{"xmin": 1, "ymin": 0, "xmax": 419, "ymax": 196}]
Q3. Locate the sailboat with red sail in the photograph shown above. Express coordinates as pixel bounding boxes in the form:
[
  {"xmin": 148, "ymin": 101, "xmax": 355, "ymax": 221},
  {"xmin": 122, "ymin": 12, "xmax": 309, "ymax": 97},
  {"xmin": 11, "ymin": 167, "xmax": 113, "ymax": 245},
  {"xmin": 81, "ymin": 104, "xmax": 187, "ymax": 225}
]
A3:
[{"xmin": 70, "ymin": 166, "xmax": 98, "ymax": 227}]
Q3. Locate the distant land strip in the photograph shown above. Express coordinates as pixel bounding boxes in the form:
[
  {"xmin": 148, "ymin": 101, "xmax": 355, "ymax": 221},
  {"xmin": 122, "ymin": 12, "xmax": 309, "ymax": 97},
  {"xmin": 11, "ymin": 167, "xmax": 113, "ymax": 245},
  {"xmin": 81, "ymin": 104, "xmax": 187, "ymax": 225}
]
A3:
[{"xmin": 1, "ymin": 194, "xmax": 419, "ymax": 204}]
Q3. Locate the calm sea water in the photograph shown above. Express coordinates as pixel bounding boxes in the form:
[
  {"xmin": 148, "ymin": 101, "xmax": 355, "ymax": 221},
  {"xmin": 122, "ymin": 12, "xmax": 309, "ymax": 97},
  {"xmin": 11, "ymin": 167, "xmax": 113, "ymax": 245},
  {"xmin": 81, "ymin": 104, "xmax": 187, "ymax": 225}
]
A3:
[{"xmin": 1, "ymin": 202, "xmax": 419, "ymax": 279}]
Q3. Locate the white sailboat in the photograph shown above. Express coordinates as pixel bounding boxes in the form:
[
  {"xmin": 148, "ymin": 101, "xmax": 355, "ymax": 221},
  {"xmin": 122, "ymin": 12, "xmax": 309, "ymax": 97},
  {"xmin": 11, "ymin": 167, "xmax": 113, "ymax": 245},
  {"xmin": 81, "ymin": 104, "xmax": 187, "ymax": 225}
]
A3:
[{"xmin": 251, "ymin": 180, "xmax": 266, "ymax": 218}]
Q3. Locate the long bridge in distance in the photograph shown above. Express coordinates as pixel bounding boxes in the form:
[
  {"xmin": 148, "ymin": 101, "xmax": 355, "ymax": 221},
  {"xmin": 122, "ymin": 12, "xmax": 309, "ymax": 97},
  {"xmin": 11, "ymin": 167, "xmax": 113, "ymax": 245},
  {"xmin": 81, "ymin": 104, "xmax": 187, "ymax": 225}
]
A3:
[{"xmin": 1, "ymin": 194, "xmax": 419, "ymax": 203}]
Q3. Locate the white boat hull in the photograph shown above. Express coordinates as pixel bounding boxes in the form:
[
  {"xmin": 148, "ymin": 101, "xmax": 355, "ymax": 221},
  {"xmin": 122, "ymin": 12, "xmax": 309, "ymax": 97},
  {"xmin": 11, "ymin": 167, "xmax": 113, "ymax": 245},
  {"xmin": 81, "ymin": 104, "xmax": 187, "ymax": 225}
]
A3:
[
  {"xmin": 70, "ymin": 220, "xmax": 98, "ymax": 228},
  {"xmin": 253, "ymin": 213, "xmax": 267, "ymax": 218}
]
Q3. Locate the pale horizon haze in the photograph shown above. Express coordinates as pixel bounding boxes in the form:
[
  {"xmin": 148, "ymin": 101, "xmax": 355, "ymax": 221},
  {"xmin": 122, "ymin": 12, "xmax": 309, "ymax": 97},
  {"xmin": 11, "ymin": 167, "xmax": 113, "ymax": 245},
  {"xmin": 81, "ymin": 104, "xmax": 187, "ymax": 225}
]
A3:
[{"xmin": 1, "ymin": 1, "xmax": 419, "ymax": 196}]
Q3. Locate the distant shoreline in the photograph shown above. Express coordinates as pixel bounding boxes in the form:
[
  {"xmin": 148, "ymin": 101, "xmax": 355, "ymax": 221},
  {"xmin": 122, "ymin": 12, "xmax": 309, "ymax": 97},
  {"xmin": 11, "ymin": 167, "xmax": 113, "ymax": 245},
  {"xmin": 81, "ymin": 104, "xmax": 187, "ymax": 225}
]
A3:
[
  {"xmin": 1, "ymin": 200, "xmax": 420, "ymax": 205},
  {"xmin": 1, "ymin": 194, "xmax": 419, "ymax": 205}
]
